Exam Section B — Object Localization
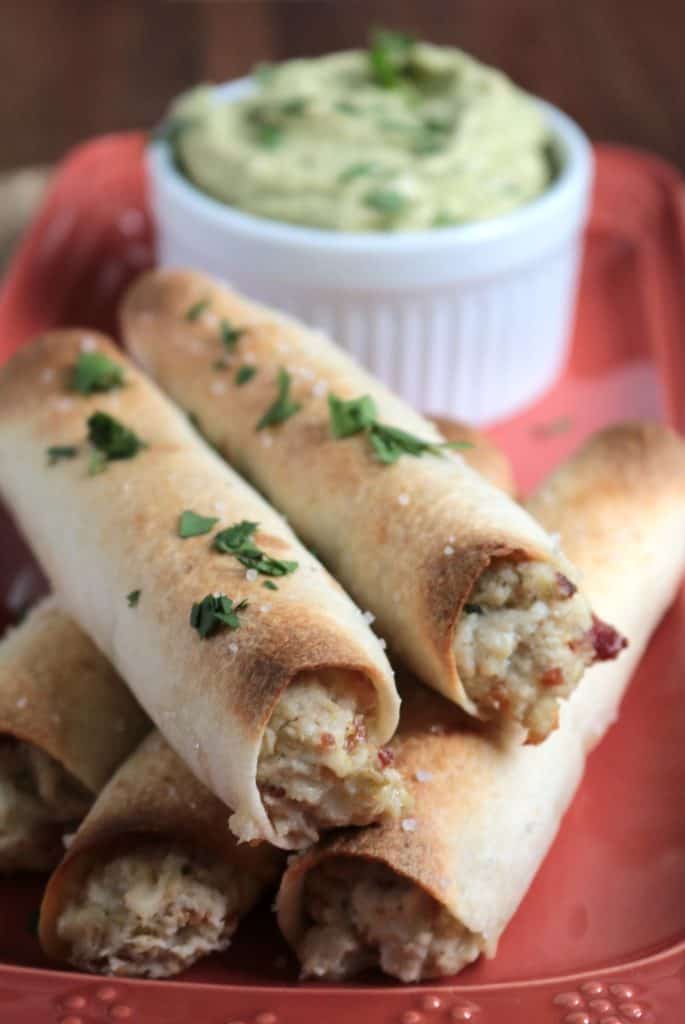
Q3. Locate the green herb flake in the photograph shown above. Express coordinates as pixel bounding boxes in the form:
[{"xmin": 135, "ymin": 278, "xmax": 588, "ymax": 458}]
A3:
[
  {"xmin": 47, "ymin": 444, "xmax": 79, "ymax": 466},
  {"xmin": 257, "ymin": 122, "xmax": 284, "ymax": 149},
  {"xmin": 369, "ymin": 28, "xmax": 415, "ymax": 88},
  {"xmin": 87, "ymin": 411, "xmax": 146, "ymax": 472},
  {"xmin": 71, "ymin": 351, "xmax": 124, "ymax": 395},
  {"xmin": 88, "ymin": 450, "xmax": 108, "ymax": 476},
  {"xmin": 214, "ymin": 520, "xmax": 298, "ymax": 578},
  {"xmin": 282, "ymin": 97, "xmax": 308, "ymax": 116},
  {"xmin": 190, "ymin": 594, "xmax": 248, "ymax": 639},
  {"xmin": 328, "ymin": 394, "xmax": 378, "ymax": 438},
  {"xmin": 327, "ymin": 392, "xmax": 472, "ymax": 465},
  {"xmin": 220, "ymin": 319, "xmax": 245, "ymax": 351},
  {"xmin": 256, "ymin": 368, "xmax": 301, "ymax": 431},
  {"xmin": 364, "ymin": 188, "xmax": 408, "ymax": 217},
  {"xmin": 339, "ymin": 162, "xmax": 378, "ymax": 184},
  {"xmin": 263, "ymin": 580, "xmax": 278, "ymax": 590},
  {"xmin": 127, "ymin": 589, "xmax": 141, "ymax": 607},
  {"xmin": 185, "ymin": 298, "xmax": 210, "ymax": 322},
  {"xmin": 178, "ymin": 509, "xmax": 220, "ymax": 539},
  {"xmin": 235, "ymin": 364, "xmax": 257, "ymax": 387}
]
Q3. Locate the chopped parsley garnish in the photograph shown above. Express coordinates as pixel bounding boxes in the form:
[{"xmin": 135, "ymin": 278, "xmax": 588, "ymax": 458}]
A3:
[
  {"xmin": 328, "ymin": 393, "xmax": 471, "ymax": 465},
  {"xmin": 364, "ymin": 188, "xmax": 408, "ymax": 217},
  {"xmin": 256, "ymin": 368, "xmax": 301, "ymax": 430},
  {"xmin": 263, "ymin": 580, "xmax": 279, "ymax": 590},
  {"xmin": 220, "ymin": 319, "xmax": 245, "ymax": 350},
  {"xmin": 282, "ymin": 97, "xmax": 307, "ymax": 116},
  {"xmin": 369, "ymin": 29, "xmax": 415, "ymax": 88},
  {"xmin": 257, "ymin": 121, "xmax": 284, "ymax": 149},
  {"xmin": 47, "ymin": 444, "xmax": 79, "ymax": 466},
  {"xmin": 235, "ymin": 364, "xmax": 257, "ymax": 387},
  {"xmin": 190, "ymin": 594, "xmax": 248, "ymax": 638},
  {"xmin": 339, "ymin": 162, "xmax": 378, "ymax": 184},
  {"xmin": 71, "ymin": 351, "xmax": 124, "ymax": 395},
  {"xmin": 178, "ymin": 509, "xmax": 220, "ymax": 539},
  {"xmin": 127, "ymin": 589, "xmax": 141, "ymax": 607},
  {"xmin": 214, "ymin": 519, "xmax": 298, "ymax": 577},
  {"xmin": 185, "ymin": 298, "xmax": 210, "ymax": 321},
  {"xmin": 87, "ymin": 411, "xmax": 146, "ymax": 473}
]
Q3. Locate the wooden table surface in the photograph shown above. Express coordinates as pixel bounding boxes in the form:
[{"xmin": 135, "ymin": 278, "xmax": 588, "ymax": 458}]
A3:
[{"xmin": 1, "ymin": 0, "xmax": 683, "ymax": 172}]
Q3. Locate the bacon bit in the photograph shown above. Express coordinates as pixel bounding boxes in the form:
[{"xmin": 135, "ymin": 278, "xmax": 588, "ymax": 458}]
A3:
[
  {"xmin": 540, "ymin": 667, "xmax": 564, "ymax": 688},
  {"xmin": 345, "ymin": 717, "xmax": 367, "ymax": 752},
  {"xmin": 589, "ymin": 614, "xmax": 628, "ymax": 661},
  {"xmin": 556, "ymin": 573, "xmax": 577, "ymax": 599},
  {"xmin": 377, "ymin": 746, "xmax": 394, "ymax": 768},
  {"xmin": 320, "ymin": 732, "xmax": 336, "ymax": 749}
]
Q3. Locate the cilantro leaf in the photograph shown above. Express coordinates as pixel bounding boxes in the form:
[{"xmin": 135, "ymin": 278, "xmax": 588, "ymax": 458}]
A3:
[
  {"xmin": 235, "ymin": 365, "xmax": 257, "ymax": 386},
  {"xmin": 71, "ymin": 351, "xmax": 124, "ymax": 395},
  {"xmin": 369, "ymin": 29, "xmax": 415, "ymax": 88},
  {"xmin": 263, "ymin": 580, "xmax": 278, "ymax": 590},
  {"xmin": 47, "ymin": 444, "xmax": 79, "ymax": 466},
  {"xmin": 87, "ymin": 411, "xmax": 146, "ymax": 472},
  {"xmin": 190, "ymin": 594, "xmax": 248, "ymax": 638},
  {"xmin": 185, "ymin": 298, "xmax": 210, "ymax": 321},
  {"xmin": 214, "ymin": 520, "xmax": 298, "ymax": 578},
  {"xmin": 328, "ymin": 394, "xmax": 377, "ymax": 438},
  {"xmin": 256, "ymin": 369, "xmax": 301, "ymax": 430},
  {"xmin": 127, "ymin": 589, "xmax": 141, "ymax": 607},
  {"xmin": 220, "ymin": 319, "xmax": 245, "ymax": 350},
  {"xmin": 179, "ymin": 509, "xmax": 220, "ymax": 539},
  {"xmin": 364, "ymin": 188, "xmax": 408, "ymax": 217}
]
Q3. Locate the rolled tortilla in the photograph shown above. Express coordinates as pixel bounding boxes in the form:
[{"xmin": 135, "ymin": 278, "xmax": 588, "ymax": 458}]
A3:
[
  {"xmin": 121, "ymin": 269, "xmax": 622, "ymax": 742},
  {"xmin": 0, "ymin": 597, "xmax": 148, "ymax": 872},
  {"xmin": 39, "ymin": 730, "xmax": 283, "ymax": 978},
  {"xmin": 0, "ymin": 331, "xmax": 401, "ymax": 850},
  {"xmin": 277, "ymin": 422, "xmax": 685, "ymax": 982}
]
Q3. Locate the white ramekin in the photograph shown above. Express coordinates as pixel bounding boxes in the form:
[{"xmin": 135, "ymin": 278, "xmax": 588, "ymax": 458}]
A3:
[{"xmin": 149, "ymin": 79, "xmax": 593, "ymax": 425}]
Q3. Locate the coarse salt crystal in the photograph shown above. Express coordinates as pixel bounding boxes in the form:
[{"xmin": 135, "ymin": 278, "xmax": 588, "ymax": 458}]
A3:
[
  {"xmin": 311, "ymin": 380, "xmax": 328, "ymax": 398},
  {"xmin": 210, "ymin": 379, "xmax": 227, "ymax": 396},
  {"xmin": 245, "ymin": 569, "xmax": 259, "ymax": 582},
  {"xmin": 204, "ymin": 311, "xmax": 218, "ymax": 327},
  {"xmin": 62, "ymin": 832, "xmax": 76, "ymax": 849},
  {"xmin": 378, "ymin": 637, "xmax": 387, "ymax": 650},
  {"xmin": 214, "ymin": 501, "xmax": 225, "ymax": 514},
  {"xmin": 261, "ymin": 434, "xmax": 273, "ymax": 448},
  {"xmin": 15, "ymin": 697, "xmax": 28, "ymax": 709},
  {"xmin": 228, "ymin": 642, "xmax": 239, "ymax": 655},
  {"xmin": 260, "ymin": 604, "xmax": 271, "ymax": 613},
  {"xmin": 193, "ymin": 741, "xmax": 200, "ymax": 751},
  {"xmin": 362, "ymin": 610, "xmax": 375, "ymax": 626},
  {"xmin": 443, "ymin": 545, "xmax": 455, "ymax": 556},
  {"xmin": 398, "ymin": 493, "xmax": 410, "ymax": 506},
  {"xmin": 414, "ymin": 769, "xmax": 433, "ymax": 783},
  {"xmin": 80, "ymin": 335, "xmax": 97, "ymax": 352},
  {"xmin": 401, "ymin": 818, "xmax": 417, "ymax": 832},
  {"xmin": 429, "ymin": 723, "xmax": 445, "ymax": 735}
]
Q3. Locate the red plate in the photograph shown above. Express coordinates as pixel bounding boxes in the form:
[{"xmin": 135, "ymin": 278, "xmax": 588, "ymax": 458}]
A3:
[{"xmin": 1, "ymin": 136, "xmax": 685, "ymax": 1024}]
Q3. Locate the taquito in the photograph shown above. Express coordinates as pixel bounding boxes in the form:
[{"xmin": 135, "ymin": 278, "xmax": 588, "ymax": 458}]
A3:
[
  {"xmin": 0, "ymin": 597, "xmax": 148, "ymax": 871},
  {"xmin": 40, "ymin": 731, "xmax": 283, "ymax": 978},
  {"xmin": 277, "ymin": 423, "xmax": 685, "ymax": 982},
  {"xmin": 121, "ymin": 269, "xmax": 623, "ymax": 742},
  {"xmin": 0, "ymin": 332, "xmax": 401, "ymax": 850}
]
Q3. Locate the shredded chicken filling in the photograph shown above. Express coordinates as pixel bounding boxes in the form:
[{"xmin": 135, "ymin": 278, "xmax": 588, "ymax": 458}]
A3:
[
  {"xmin": 57, "ymin": 846, "xmax": 261, "ymax": 978},
  {"xmin": 0, "ymin": 738, "xmax": 90, "ymax": 872},
  {"xmin": 255, "ymin": 673, "xmax": 408, "ymax": 848},
  {"xmin": 299, "ymin": 858, "xmax": 482, "ymax": 982},
  {"xmin": 454, "ymin": 559, "xmax": 597, "ymax": 739}
]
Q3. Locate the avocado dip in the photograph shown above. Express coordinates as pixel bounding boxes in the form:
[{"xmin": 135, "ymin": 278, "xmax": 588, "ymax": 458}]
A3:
[{"xmin": 165, "ymin": 32, "xmax": 554, "ymax": 233}]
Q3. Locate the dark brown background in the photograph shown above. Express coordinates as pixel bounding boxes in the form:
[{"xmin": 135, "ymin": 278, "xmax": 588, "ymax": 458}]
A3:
[{"xmin": 1, "ymin": 0, "xmax": 683, "ymax": 172}]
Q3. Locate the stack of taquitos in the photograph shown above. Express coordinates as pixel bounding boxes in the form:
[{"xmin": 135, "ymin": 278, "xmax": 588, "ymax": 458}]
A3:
[
  {"xmin": 277, "ymin": 423, "xmax": 685, "ymax": 982},
  {"xmin": 36, "ymin": 416, "xmax": 511, "ymax": 979},
  {"xmin": 0, "ymin": 332, "xmax": 403, "ymax": 851},
  {"xmin": 122, "ymin": 269, "xmax": 625, "ymax": 742}
]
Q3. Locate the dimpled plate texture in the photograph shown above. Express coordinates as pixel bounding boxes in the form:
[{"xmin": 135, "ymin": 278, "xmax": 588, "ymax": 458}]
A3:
[{"xmin": 0, "ymin": 136, "xmax": 684, "ymax": 1024}]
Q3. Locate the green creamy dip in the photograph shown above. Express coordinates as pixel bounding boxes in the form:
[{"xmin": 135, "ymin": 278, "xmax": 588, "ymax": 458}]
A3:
[{"xmin": 168, "ymin": 34, "xmax": 554, "ymax": 232}]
